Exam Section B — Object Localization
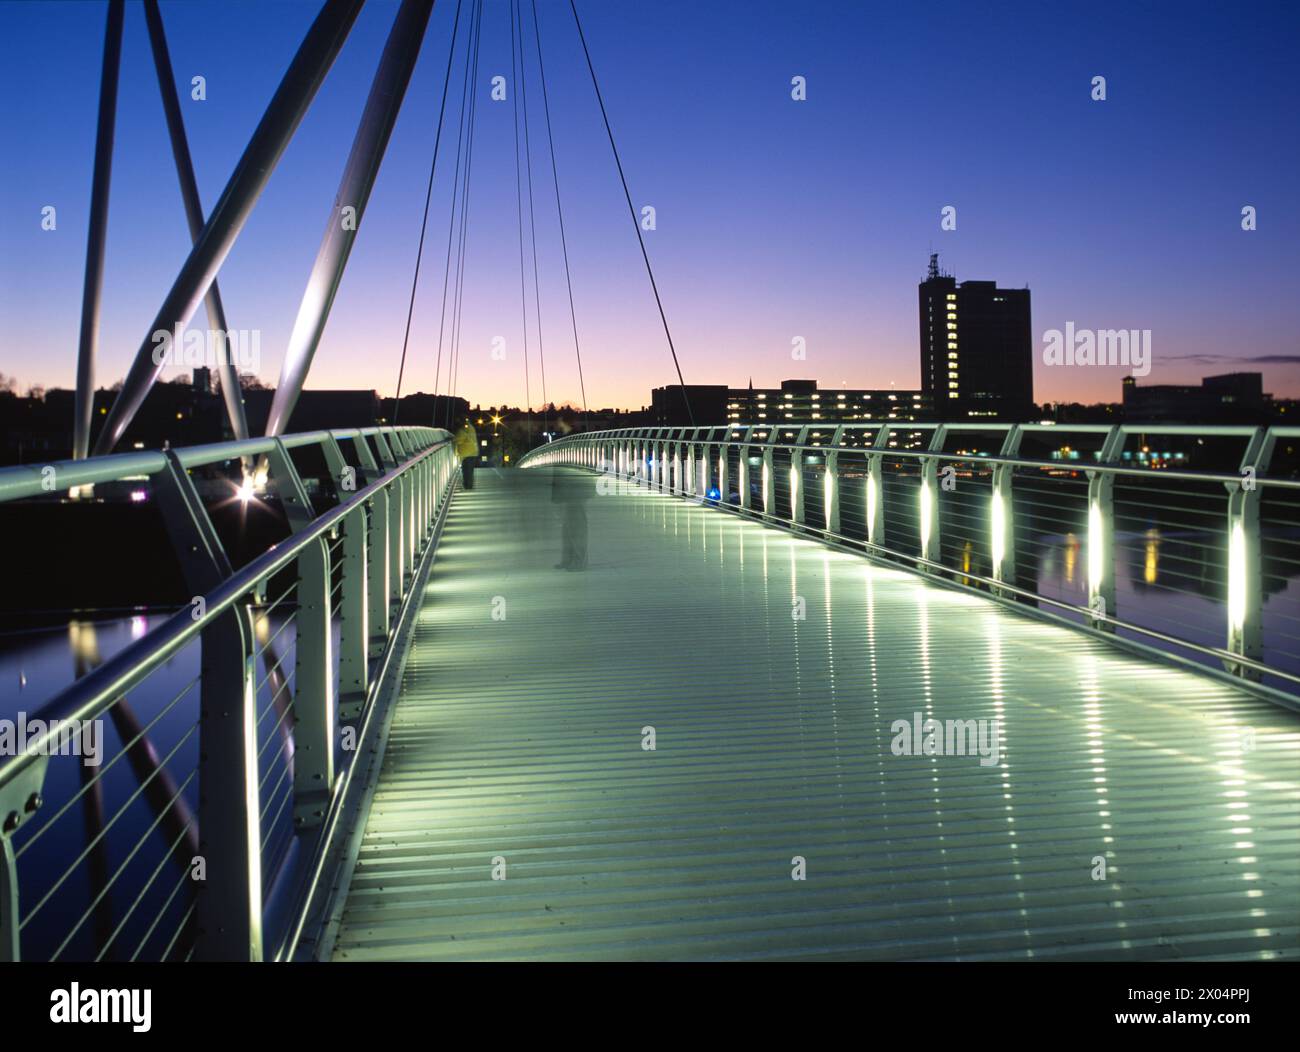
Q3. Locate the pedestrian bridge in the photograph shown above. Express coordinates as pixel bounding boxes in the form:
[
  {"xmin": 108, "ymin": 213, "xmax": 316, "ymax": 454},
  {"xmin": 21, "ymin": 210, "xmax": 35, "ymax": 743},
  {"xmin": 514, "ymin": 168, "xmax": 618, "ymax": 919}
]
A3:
[{"xmin": 1, "ymin": 424, "xmax": 1297, "ymax": 962}]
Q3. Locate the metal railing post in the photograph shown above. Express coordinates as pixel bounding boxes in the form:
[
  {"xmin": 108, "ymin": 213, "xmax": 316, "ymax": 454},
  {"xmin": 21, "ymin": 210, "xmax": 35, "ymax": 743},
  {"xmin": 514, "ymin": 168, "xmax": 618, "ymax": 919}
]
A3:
[
  {"xmin": 867, "ymin": 425, "xmax": 890, "ymax": 547},
  {"xmin": 292, "ymin": 534, "xmax": 334, "ymax": 830},
  {"xmin": 824, "ymin": 426, "xmax": 843, "ymax": 535},
  {"xmin": 1087, "ymin": 426, "xmax": 1125, "ymax": 628},
  {"xmin": 372, "ymin": 430, "xmax": 398, "ymax": 470},
  {"xmin": 265, "ymin": 440, "xmax": 334, "ymax": 832},
  {"xmin": 0, "ymin": 755, "xmax": 49, "ymax": 961},
  {"xmin": 1226, "ymin": 428, "xmax": 1272, "ymax": 678},
  {"xmin": 761, "ymin": 433, "xmax": 776, "ymax": 513},
  {"xmin": 152, "ymin": 452, "xmax": 262, "ymax": 961},
  {"xmin": 338, "ymin": 504, "xmax": 369, "ymax": 719},
  {"xmin": 991, "ymin": 426, "xmax": 1022, "ymax": 593},
  {"xmin": 389, "ymin": 474, "xmax": 406, "ymax": 603},
  {"xmin": 404, "ymin": 462, "xmax": 417, "ymax": 577},
  {"xmin": 195, "ymin": 605, "xmax": 261, "ymax": 960},
  {"xmin": 791, "ymin": 426, "xmax": 808, "ymax": 525},
  {"xmin": 349, "ymin": 431, "xmax": 383, "ymax": 485},
  {"xmin": 918, "ymin": 426, "xmax": 946, "ymax": 568},
  {"xmin": 739, "ymin": 438, "xmax": 751, "ymax": 510},
  {"xmin": 368, "ymin": 490, "xmax": 391, "ymax": 650}
]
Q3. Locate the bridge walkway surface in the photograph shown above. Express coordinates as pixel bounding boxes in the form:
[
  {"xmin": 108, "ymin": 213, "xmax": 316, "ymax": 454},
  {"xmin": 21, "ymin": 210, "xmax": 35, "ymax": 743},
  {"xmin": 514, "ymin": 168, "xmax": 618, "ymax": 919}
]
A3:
[{"xmin": 324, "ymin": 468, "xmax": 1300, "ymax": 961}]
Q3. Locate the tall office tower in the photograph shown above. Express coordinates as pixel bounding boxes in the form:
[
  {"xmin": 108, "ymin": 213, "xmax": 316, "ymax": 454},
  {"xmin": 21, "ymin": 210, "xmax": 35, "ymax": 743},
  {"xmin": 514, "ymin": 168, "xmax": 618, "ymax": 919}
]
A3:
[{"xmin": 918, "ymin": 254, "xmax": 1034, "ymax": 420}]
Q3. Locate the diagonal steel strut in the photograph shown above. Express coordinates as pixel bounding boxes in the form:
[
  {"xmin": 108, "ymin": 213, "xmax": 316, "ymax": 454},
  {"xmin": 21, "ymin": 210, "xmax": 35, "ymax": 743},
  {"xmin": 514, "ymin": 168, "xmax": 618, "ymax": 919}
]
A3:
[
  {"xmin": 92, "ymin": 0, "xmax": 365, "ymax": 456},
  {"xmin": 265, "ymin": 0, "xmax": 438, "ymax": 438},
  {"xmin": 142, "ymin": 0, "xmax": 250, "ymax": 441},
  {"xmin": 72, "ymin": 0, "xmax": 125, "ymax": 460}
]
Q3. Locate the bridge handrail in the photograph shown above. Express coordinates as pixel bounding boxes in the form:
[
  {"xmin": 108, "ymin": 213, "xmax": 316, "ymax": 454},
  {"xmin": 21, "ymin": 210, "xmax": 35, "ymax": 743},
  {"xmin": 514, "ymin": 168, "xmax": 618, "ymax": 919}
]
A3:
[
  {"xmin": 0, "ymin": 425, "xmax": 459, "ymax": 962},
  {"xmin": 0, "ymin": 431, "xmax": 441, "ymax": 745},
  {"xmin": 520, "ymin": 423, "xmax": 1300, "ymax": 490},
  {"xmin": 520, "ymin": 422, "xmax": 1299, "ymax": 702},
  {"xmin": 0, "ymin": 425, "xmax": 443, "ymax": 503}
]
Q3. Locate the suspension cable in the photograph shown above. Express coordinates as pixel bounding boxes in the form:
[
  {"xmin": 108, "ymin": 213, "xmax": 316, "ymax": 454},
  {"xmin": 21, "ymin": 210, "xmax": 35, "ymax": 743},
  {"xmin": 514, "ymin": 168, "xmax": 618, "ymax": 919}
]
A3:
[
  {"xmin": 516, "ymin": 0, "xmax": 548, "ymax": 437},
  {"xmin": 567, "ymin": 0, "xmax": 693, "ymax": 425},
  {"xmin": 392, "ymin": 0, "xmax": 465, "ymax": 426},
  {"xmin": 530, "ymin": 0, "xmax": 587, "ymax": 424},
  {"xmin": 445, "ymin": 0, "xmax": 485, "ymax": 429},
  {"xmin": 431, "ymin": 0, "xmax": 479, "ymax": 431},
  {"xmin": 509, "ymin": 0, "xmax": 532, "ymax": 442}
]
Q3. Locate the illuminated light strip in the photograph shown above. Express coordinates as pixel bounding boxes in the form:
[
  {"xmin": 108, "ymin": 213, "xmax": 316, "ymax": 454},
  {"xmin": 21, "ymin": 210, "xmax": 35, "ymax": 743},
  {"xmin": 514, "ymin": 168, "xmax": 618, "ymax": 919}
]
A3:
[
  {"xmin": 991, "ymin": 489, "xmax": 1005, "ymax": 577},
  {"xmin": 866, "ymin": 473, "xmax": 878, "ymax": 544},
  {"xmin": 1088, "ymin": 499, "xmax": 1105, "ymax": 598},
  {"xmin": 1229, "ymin": 519, "xmax": 1247, "ymax": 632},
  {"xmin": 919, "ymin": 477, "xmax": 934, "ymax": 553}
]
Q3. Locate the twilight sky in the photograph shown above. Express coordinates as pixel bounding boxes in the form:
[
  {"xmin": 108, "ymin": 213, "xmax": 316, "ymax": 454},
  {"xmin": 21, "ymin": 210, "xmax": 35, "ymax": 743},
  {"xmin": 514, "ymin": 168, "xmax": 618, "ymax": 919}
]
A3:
[{"xmin": 1, "ymin": 0, "xmax": 1297, "ymax": 413}]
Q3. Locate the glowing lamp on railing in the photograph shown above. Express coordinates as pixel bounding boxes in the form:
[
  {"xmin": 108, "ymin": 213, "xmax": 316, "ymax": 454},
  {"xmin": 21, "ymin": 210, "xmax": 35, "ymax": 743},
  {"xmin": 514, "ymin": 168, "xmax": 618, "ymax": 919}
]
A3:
[
  {"xmin": 824, "ymin": 472, "xmax": 834, "ymax": 522},
  {"xmin": 1087, "ymin": 499, "xmax": 1105, "ymax": 595},
  {"xmin": 237, "ymin": 467, "xmax": 268, "ymax": 506},
  {"xmin": 919, "ymin": 478, "xmax": 934, "ymax": 553},
  {"xmin": 1228, "ymin": 518, "xmax": 1247, "ymax": 632},
  {"xmin": 866, "ymin": 473, "xmax": 878, "ymax": 543},
  {"xmin": 789, "ymin": 467, "xmax": 798, "ymax": 517},
  {"xmin": 991, "ymin": 490, "xmax": 1005, "ymax": 576}
]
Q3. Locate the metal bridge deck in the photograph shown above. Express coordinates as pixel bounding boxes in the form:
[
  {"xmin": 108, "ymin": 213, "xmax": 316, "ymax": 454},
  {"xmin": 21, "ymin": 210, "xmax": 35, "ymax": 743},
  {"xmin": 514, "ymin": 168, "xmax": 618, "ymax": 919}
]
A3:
[{"xmin": 328, "ymin": 469, "xmax": 1300, "ymax": 961}]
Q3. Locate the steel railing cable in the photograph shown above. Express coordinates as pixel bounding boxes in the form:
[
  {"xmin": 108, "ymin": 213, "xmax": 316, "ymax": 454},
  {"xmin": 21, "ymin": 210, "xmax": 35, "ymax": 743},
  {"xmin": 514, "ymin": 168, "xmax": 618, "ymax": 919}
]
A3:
[
  {"xmin": 392, "ymin": 0, "xmax": 465, "ymax": 425},
  {"xmin": 431, "ymin": 0, "xmax": 479, "ymax": 430},
  {"xmin": 530, "ymin": 0, "xmax": 587, "ymax": 420},
  {"xmin": 54, "ymin": 769, "xmax": 196, "ymax": 962},
  {"xmin": 567, "ymin": 0, "xmax": 693, "ymax": 425},
  {"xmin": 15, "ymin": 672, "xmax": 199, "ymax": 859},
  {"xmin": 510, "ymin": 0, "xmax": 532, "ymax": 435},
  {"xmin": 97, "ymin": 814, "xmax": 195, "ymax": 962},
  {"xmin": 445, "ymin": 0, "xmax": 486, "ymax": 429},
  {"xmin": 517, "ymin": 0, "xmax": 548, "ymax": 435}
]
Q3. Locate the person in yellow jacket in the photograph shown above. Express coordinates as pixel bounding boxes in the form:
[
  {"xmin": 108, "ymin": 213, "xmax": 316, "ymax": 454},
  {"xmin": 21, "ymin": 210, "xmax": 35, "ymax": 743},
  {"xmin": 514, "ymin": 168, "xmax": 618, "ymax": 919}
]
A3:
[{"xmin": 454, "ymin": 420, "xmax": 479, "ymax": 489}]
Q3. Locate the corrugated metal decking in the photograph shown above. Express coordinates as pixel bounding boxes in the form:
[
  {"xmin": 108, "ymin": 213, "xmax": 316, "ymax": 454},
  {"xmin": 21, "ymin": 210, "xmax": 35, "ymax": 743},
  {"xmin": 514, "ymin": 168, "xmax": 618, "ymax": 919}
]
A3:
[{"xmin": 331, "ymin": 469, "xmax": 1300, "ymax": 961}]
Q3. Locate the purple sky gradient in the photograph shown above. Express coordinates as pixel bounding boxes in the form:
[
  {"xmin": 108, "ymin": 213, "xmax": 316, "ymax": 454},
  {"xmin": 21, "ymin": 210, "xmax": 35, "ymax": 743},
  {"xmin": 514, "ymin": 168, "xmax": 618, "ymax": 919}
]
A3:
[{"xmin": 1, "ymin": 0, "xmax": 1297, "ymax": 415}]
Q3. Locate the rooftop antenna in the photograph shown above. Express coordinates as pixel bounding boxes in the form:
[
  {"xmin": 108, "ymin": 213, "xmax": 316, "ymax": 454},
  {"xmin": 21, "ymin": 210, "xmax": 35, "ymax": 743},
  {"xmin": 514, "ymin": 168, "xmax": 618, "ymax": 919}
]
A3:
[{"xmin": 927, "ymin": 252, "xmax": 940, "ymax": 281}]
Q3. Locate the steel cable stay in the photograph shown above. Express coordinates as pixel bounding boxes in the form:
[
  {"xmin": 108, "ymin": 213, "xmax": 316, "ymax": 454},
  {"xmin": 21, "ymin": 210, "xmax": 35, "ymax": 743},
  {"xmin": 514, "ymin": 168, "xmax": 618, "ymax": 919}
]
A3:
[
  {"xmin": 392, "ymin": 0, "xmax": 467, "ymax": 425},
  {"xmin": 530, "ymin": 0, "xmax": 588, "ymax": 422},
  {"xmin": 517, "ymin": 0, "xmax": 549, "ymax": 438},
  {"xmin": 510, "ymin": 0, "xmax": 533, "ymax": 442},
  {"xmin": 445, "ymin": 0, "xmax": 487, "ymax": 430},
  {"xmin": 430, "ymin": 0, "xmax": 481, "ymax": 431},
  {"xmin": 567, "ymin": 0, "xmax": 694, "ymax": 425}
]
